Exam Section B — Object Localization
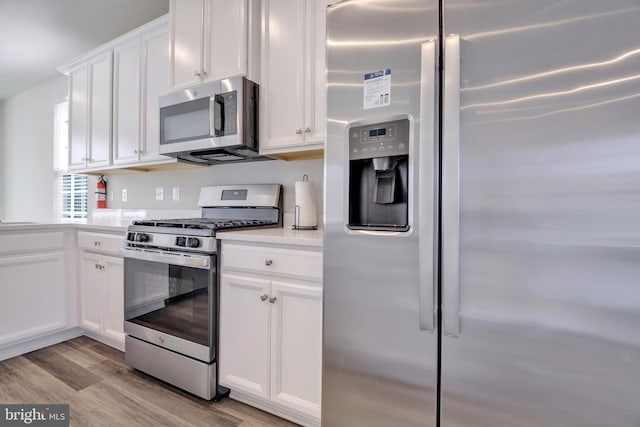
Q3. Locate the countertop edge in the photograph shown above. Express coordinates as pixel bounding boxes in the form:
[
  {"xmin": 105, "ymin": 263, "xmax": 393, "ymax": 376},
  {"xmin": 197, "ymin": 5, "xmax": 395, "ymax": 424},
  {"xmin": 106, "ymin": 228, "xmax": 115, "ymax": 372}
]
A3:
[
  {"xmin": 0, "ymin": 222, "xmax": 127, "ymax": 234},
  {"xmin": 216, "ymin": 228, "xmax": 323, "ymax": 247}
]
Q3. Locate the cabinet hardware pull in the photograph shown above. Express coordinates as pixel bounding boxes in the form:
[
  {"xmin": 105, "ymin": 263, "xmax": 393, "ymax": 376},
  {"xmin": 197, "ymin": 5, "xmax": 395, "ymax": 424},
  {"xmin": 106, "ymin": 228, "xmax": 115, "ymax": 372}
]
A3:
[
  {"xmin": 269, "ymin": 297, "xmax": 277, "ymax": 304},
  {"xmin": 134, "ymin": 149, "xmax": 139, "ymax": 154},
  {"xmin": 202, "ymin": 70, "xmax": 208, "ymax": 77},
  {"xmin": 194, "ymin": 70, "xmax": 201, "ymax": 77},
  {"xmin": 304, "ymin": 127, "xmax": 311, "ymax": 133},
  {"xmin": 95, "ymin": 264, "xmax": 99, "ymax": 269},
  {"xmin": 260, "ymin": 294, "xmax": 268, "ymax": 302},
  {"xmin": 295, "ymin": 128, "xmax": 303, "ymax": 135},
  {"xmin": 265, "ymin": 259, "xmax": 273, "ymax": 266}
]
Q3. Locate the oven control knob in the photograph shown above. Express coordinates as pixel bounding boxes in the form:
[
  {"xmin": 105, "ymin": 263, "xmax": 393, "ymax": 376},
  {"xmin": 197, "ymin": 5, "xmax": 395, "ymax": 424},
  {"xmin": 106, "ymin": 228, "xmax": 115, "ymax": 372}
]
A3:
[
  {"xmin": 136, "ymin": 233, "xmax": 150, "ymax": 243},
  {"xmin": 187, "ymin": 237, "xmax": 201, "ymax": 248},
  {"xmin": 127, "ymin": 232, "xmax": 136, "ymax": 241},
  {"xmin": 176, "ymin": 236, "xmax": 187, "ymax": 247}
]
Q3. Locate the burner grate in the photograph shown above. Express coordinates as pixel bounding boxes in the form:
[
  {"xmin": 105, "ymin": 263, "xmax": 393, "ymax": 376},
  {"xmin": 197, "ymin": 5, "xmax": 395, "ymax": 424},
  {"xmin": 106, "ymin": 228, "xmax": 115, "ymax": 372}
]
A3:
[{"xmin": 131, "ymin": 218, "xmax": 276, "ymax": 230}]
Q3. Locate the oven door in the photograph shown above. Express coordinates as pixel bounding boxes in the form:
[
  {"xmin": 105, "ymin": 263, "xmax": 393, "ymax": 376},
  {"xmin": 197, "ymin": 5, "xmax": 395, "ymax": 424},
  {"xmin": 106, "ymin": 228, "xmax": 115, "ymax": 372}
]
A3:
[{"xmin": 120, "ymin": 247, "xmax": 216, "ymax": 363}]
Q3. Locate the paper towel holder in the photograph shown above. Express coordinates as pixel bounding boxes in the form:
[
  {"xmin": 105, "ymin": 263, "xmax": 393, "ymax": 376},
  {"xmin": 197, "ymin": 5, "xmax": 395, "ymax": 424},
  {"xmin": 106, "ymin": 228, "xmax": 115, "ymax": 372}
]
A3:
[{"xmin": 292, "ymin": 175, "xmax": 319, "ymax": 230}]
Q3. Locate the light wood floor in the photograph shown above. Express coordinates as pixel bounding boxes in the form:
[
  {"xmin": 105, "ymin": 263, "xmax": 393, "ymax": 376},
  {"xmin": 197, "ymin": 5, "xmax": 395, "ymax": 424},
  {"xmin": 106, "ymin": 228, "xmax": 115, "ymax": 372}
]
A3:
[{"xmin": 0, "ymin": 336, "xmax": 296, "ymax": 427}]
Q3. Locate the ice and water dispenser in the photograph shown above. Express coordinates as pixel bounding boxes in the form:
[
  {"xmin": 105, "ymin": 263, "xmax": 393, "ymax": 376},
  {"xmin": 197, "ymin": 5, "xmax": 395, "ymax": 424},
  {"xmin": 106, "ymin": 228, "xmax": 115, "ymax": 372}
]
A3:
[{"xmin": 348, "ymin": 118, "xmax": 410, "ymax": 232}]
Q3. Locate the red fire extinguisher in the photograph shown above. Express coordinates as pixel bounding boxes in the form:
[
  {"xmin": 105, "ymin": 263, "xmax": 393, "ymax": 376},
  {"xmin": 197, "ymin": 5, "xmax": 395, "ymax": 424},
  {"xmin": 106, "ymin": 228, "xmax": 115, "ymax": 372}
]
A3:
[{"xmin": 96, "ymin": 175, "xmax": 107, "ymax": 209}]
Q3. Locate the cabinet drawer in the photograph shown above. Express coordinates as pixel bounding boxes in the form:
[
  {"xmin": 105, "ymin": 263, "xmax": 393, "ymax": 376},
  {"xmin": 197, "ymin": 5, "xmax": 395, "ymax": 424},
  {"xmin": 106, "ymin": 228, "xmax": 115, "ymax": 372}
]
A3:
[
  {"xmin": 222, "ymin": 243, "xmax": 322, "ymax": 280},
  {"xmin": 77, "ymin": 231, "xmax": 124, "ymax": 255},
  {"xmin": 0, "ymin": 232, "xmax": 65, "ymax": 255}
]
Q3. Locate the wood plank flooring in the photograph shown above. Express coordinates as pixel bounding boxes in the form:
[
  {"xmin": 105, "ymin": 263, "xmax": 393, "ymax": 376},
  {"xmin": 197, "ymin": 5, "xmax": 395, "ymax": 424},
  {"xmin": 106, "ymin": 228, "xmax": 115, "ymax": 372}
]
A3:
[{"xmin": 0, "ymin": 336, "xmax": 296, "ymax": 427}]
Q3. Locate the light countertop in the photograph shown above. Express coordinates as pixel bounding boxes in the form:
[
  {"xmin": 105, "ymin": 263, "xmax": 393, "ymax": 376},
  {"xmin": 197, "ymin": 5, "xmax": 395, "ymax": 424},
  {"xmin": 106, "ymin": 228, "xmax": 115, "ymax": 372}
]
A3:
[
  {"xmin": 0, "ymin": 221, "xmax": 128, "ymax": 234},
  {"xmin": 217, "ymin": 226, "xmax": 323, "ymax": 247}
]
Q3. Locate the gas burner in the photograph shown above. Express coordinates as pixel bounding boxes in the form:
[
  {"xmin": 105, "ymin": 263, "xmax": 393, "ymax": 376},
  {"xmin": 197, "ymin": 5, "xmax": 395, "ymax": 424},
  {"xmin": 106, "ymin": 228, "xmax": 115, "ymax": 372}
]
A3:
[
  {"xmin": 125, "ymin": 184, "xmax": 283, "ymax": 254},
  {"xmin": 132, "ymin": 218, "xmax": 276, "ymax": 230}
]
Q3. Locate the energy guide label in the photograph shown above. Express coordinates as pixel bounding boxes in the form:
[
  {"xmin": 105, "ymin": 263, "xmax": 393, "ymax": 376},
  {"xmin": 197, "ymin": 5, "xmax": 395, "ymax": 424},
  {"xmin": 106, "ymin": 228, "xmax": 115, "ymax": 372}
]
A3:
[{"xmin": 363, "ymin": 69, "xmax": 391, "ymax": 110}]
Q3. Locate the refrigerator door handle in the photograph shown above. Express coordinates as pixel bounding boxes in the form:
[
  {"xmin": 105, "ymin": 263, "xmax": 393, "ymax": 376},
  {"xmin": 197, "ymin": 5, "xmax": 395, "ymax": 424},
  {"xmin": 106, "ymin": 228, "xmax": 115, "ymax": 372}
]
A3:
[
  {"xmin": 442, "ymin": 34, "xmax": 461, "ymax": 338},
  {"xmin": 418, "ymin": 39, "xmax": 437, "ymax": 333}
]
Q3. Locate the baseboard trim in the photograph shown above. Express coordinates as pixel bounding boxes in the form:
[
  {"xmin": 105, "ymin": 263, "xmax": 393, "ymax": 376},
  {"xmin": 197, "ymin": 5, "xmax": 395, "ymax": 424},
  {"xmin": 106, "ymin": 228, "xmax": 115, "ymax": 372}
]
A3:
[
  {"xmin": 229, "ymin": 390, "xmax": 320, "ymax": 427},
  {"xmin": 0, "ymin": 328, "xmax": 84, "ymax": 361},
  {"xmin": 82, "ymin": 330, "xmax": 125, "ymax": 352}
]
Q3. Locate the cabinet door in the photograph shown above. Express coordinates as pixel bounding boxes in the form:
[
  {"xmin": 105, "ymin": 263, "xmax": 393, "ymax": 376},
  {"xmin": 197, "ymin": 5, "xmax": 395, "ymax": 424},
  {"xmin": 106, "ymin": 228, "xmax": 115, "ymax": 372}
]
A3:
[
  {"xmin": 270, "ymin": 280, "xmax": 322, "ymax": 418},
  {"xmin": 69, "ymin": 64, "xmax": 88, "ymax": 170},
  {"xmin": 103, "ymin": 255, "xmax": 125, "ymax": 344},
  {"xmin": 204, "ymin": 0, "xmax": 247, "ymax": 82},
  {"xmin": 170, "ymin": 0, "xmax": 204, "ymax": 90},
  {"xmin": 304, "ymin": 0, "xmax": 333, "ymax": 146},
  {"xmin": 141, "ymin": 25, "xmax": 171, "ymax": 162},
  {"xmin": 113, "ymin": 39, "xmax": 141, "ymax": 165},
  {"xmin": 87, "ymin": 51, "xmax": 112, "ymax": 168},
  {"xmin": 79, "ymin": 252, "xmax": 103, "ymax": 334},
  {"xmin": 219, "ymin": 273, "xmax": 271, "ymax": 399},
  {"xmin": 260, "ymin": 0, "xmax": 306, "ymax": 150},
  {"xmin": 0, "ymin": 252, "xmax": 67, "ymax": 346}
]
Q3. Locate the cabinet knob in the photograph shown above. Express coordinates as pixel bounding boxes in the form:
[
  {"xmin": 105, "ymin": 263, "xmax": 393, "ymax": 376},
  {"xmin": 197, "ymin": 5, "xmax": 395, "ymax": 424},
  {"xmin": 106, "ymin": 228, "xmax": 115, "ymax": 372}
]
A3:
[
  {"xmin": 265, "ymin": 259, "xmax": 273, "ymax": 266},
  {"xmin": 269, "ymin": 296, "xmax": 277, "ymax": 304},
  {"xmin": 194, "ymin": 70, "xmax": 201, "ymax": 77},
  {"xmin": 81, "ymin": 157, "xmax": 86, "ymax": 161},
  {"xmin": 95, "ymin": 263, "xmax": 99, "ymax": 269},
  {"xmin": 94, "ymin": 241, "xmax": 101, "ymax": 246},
  {"xmin": 260, "ymin": 293, "xmax": 268, "ymax": 302},
  {"xmin": 134, "ymin": 149, "xmax": 139, "ymax": 154},
  {"xmin": 295, "ymin": 128, "xmax": 303, "ymax": 135},
  {"xmin": 304, "ymin": 127, "xmax": 311, "ymax": 133},
  {"xmin": 202, "ymin": 70, "xmax": 208, "ymax": 78}
]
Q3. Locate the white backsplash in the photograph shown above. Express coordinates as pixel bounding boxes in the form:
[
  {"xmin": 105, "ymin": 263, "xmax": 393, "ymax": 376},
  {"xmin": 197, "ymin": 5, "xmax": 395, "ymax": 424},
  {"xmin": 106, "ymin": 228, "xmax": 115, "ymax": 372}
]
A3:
[{"xmin": 88, "ymin": 158, "xmax": 324, "ymax": 222}]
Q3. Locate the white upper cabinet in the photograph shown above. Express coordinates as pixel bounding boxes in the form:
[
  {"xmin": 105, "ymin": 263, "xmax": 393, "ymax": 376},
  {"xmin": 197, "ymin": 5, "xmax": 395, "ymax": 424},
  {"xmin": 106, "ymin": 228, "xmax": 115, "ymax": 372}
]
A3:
[
  {"xmin": 205, "ymin": 0, "xmax": 247, "ymax": 81},
  {"xmin": 68, "ymin": 64, "xmax": 88, "ymax": 170},
  {"xmin": 87, "ymin": 51, "xmax": 113, "ymax": 169},
  {"xmin": 113, "ymin": 18, "xmax": 172, "ymax": 165},
  {"xmin": 68, "ymin": 51, "xmax": 112, "ymax": 171},
  {"xmin": 62, "ymin": 15, "xmax": 174, "ymax": 172},
  {"xmin": 141, "ymin": 25, "xmax": 171, "ymax": 162},
  {"xmin": 113, "ymin": 39, "xmax": 141, "ymax": 165},
  {"xmin": 259, "ymin": 0, "xmax": 332, "ymax": 158},
  {"xmin": 170, "ymin": 0, "xmax": 204, "ymax": 89},
  {"xmin": 170, "ymin": 0, "xmax": 248, "ymax": 90}
]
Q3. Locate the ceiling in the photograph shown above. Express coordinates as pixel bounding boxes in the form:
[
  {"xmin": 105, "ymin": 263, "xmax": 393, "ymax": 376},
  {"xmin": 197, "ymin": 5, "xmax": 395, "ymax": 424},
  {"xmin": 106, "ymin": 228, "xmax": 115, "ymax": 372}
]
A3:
[{"xmin": 0, "ymin": 0, "xmax": 170, "ymax": 100}]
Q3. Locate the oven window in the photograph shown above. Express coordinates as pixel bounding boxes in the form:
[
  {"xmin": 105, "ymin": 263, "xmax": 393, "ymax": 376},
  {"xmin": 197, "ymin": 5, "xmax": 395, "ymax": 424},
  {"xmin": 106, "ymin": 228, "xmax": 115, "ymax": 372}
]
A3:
[{"xmin": 124, "ymin": 258, "xmax": 215, "ymax": 346}]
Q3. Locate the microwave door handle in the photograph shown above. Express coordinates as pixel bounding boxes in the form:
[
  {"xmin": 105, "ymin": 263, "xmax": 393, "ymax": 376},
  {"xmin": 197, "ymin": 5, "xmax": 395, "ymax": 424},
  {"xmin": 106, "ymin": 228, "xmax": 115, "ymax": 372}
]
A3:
[{"xmin": 212, "ymin": 95, "xmax": 224, "ymax": 137}]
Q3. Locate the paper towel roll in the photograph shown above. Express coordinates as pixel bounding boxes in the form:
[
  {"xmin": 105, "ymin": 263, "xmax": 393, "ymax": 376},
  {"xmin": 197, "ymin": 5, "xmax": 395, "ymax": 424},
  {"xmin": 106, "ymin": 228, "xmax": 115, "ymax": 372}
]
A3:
[{"xmin": 294, "ymin": 180, "xmax": 317, "ymax": 228}]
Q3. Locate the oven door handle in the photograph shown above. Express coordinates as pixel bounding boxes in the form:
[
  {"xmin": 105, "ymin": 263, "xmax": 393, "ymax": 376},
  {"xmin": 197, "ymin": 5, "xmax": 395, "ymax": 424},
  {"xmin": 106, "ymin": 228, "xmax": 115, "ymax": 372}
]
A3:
[{"xmin": 119, "ymin": 248, "xmax": 212, "ymax": 270}]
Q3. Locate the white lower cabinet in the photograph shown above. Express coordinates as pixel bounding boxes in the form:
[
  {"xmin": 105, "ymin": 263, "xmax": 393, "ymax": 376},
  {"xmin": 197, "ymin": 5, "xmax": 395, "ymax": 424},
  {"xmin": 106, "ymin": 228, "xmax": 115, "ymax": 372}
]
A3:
[
  {"xmin": 77, "ymin": 231, "xmax": 125, "ymax": 350},
  {"xmin": 220, "ymin": 241, "xmax": 322, "ymax": 426},
  {"xmin": 0, "ymin": 231, "xmax": 69, "ymax": 347}
]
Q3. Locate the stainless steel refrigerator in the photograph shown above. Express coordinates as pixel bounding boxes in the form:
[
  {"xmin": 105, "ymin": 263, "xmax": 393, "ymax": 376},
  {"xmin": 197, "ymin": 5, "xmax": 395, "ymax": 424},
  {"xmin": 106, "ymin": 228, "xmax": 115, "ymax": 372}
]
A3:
[{"xmin": 322, "ymin": 1, "xmax": 640, "ymax": 426}]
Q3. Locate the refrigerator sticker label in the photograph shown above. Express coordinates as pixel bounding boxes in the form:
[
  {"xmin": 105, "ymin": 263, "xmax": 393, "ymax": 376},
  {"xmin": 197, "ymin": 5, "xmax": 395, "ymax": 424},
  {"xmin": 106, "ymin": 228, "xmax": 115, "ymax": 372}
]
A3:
[{"xmin": 363, "ymin": 69, "xmax": 391, "ymax": 110}]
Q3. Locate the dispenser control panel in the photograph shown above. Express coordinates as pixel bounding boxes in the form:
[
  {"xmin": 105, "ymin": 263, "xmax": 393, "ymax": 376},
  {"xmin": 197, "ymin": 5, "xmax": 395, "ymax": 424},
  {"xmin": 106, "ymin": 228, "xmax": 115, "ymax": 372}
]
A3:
[{"xmin": 349, "ymin": 118, "xmax": 410, "ymax": 161}]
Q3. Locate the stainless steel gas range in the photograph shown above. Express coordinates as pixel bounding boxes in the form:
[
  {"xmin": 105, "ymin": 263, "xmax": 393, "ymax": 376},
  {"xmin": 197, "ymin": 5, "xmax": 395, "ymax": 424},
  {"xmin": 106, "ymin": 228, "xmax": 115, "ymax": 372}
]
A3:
[{"xmin": 120, "ymin": 184, "xmax": 282, "ymax": 400}]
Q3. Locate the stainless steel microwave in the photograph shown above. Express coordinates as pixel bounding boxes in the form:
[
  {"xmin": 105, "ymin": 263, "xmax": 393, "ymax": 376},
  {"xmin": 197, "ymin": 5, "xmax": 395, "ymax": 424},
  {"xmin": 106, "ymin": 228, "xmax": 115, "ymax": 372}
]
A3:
[{"xmin": 159, "ymin": 76, "xmax": 271, "ymax": 165}]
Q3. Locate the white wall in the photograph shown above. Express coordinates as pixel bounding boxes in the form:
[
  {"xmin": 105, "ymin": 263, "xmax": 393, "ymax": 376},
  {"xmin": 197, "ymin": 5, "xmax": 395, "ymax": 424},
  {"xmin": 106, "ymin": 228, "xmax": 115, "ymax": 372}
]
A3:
[
  {"xmin": 90, "ymin": 158, "xmax": 324, "ymax": 223},
  {"xmin": 1, "ymin": 75, "xmax": 67, "ymax": 222},
  {"xmin": 0, "ymin": 100, "xmax": 5, "ymax": 220}
]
